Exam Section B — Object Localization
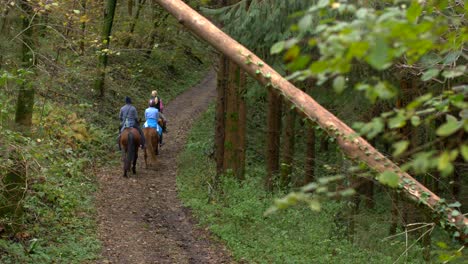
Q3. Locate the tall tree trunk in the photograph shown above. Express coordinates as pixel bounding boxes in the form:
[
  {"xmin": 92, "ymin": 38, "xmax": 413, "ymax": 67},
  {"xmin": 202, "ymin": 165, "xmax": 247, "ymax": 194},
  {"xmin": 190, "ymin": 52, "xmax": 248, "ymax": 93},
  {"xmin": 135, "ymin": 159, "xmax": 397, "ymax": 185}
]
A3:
[
  {"xmin": 0, "ymin": 7, "xmax": 10, "ymax": 35},
  {"xmin": 223, "ymin": 61, "xmax": 239, "ymax": 175},
  {"xmin": 215, "ymin": 55, "xmax": 227, "ymax": 177},
  {"xmin": 95, "ymin": 0, "xmax": 118, "ymax": 99},
  {"xmin": 281, "ymin": 102, "xmax": 296, "ymax": 187},
  {"xmin": 15, "ymin": 0, "xmax": 35, "ymax": 132},
  {"xmin": 128, "ymin": 0, "xmax": 134, "ymax": 15},
  {"xmin": 145, "ymin": 6, "xmax": 169, "ymax": 58},
  {"xmin": 154, "ymin": 0, "xmax": 468, "ymax": 240},
  {"xmin": 389, "ymin": 191, "xmax": 400, "ymax": 235},
  {"xmin": 266, "ymin": 88, "xmax": 282, "ymax": 190},
  {"xmin": 237, "ymin": 69, "xmax": 247, "ymax": 180},
  {"xmin": 79, "ymin": 0, "xmax": 88, "ymax": 55},
  {"xmin": 303, "ymin": 122, "xmax": 315, "ymax": 184},
  {"xmin": 124, "ymin": 0, "xmax": 145, "ymax": 47}
]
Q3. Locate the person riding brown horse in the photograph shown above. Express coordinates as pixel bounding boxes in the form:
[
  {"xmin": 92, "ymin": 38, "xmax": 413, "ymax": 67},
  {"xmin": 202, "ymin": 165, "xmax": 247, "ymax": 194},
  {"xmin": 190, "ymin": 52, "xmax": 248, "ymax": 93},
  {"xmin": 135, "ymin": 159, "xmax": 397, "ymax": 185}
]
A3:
[{"xmin": 118, "ymin": 96, "xmax": 145, "ymax": 150}]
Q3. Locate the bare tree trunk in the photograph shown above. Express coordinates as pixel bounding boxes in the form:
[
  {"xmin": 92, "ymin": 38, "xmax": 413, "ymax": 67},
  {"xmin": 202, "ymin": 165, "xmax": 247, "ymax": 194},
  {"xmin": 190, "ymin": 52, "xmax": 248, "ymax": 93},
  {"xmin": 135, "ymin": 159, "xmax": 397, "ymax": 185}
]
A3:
[
  {"xmin": 0, "ymin": 7, "xmax": 10, "ymax": 35},
  {"xmin": 145, "ymin": 6, "xmax": 169, "ymax": 58},
  {"xmin": 124, "ymin": 0, "xmax": 146, "ymax": 47},
  {"xmin": 266, "ymin": 88, "xmax": 282, "ymax": 190},
  {"xmin": 389, "ymin": 191, "xmax": 399, "ymax": 235},
  {"xmin": 223, "ymin": 61, "xmax": 239, "ymax": 175},
  {"xmin": 79, "ymin": 0, "xmax": 88, "ymax": 55},
  {"xmin": 215, "ymin": 55, "xmax": 227, "ymax": 176},
  {"xmin": 281, "ymin": 102, "xmax": 296, "ymax": 187},
  {"xmin": 95, "ymin": 0, "xmax": 118, "ymax": 99},
  {"xmin": 15, "ymin": 0, "xmax": 35, "ymax": 132},
  {"xmin": 153, "ymin": 0, "xmax": 468, "ymax": 239},
  {"xmin": 303, "ymin": 123, "xmax": 315, "ymax": 184},
  {"xmin": 237, "ymin": 69, "xmax": 247, "ymax": 180},
  {"xmin": 128, "ymin": 0, "xmax": 134, "ymax": 16}
]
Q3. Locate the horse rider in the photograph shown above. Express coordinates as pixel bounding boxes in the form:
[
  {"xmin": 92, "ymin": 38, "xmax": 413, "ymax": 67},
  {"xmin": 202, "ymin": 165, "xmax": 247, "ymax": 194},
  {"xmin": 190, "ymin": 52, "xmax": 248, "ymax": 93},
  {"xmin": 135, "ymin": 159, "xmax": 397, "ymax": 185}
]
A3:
[
  {"xmin": 118, "ymin": 96, "xmax": 145, "ymax": 150},
  {"xmin": 150, "ymin": 90, "xmax": 168, "ymax": 133},
  {"xmin": 143, "ymin": 98, "xmax": 164, "ymax": 146}
]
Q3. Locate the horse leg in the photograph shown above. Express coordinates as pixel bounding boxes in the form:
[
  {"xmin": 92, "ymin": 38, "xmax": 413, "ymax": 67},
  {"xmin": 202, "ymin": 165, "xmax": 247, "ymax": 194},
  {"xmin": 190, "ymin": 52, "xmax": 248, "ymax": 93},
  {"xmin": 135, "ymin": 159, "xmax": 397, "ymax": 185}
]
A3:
[
  {"xmin": 144, "ymin": 147, "xmax": 148, "ymax": 169},
  {"xmin": 123, "ymin": 152, "xmax": 128, "ymax": 177},
  {"xmin": 132, "ymin": 146, "xmax": 138, "ymax": 174}
]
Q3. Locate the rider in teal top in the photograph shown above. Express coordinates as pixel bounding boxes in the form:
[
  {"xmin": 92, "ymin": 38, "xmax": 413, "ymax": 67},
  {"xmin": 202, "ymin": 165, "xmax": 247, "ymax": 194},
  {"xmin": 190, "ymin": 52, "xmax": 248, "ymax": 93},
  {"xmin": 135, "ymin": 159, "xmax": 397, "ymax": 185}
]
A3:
[{"xmin": 143, "ymin": 99, "xmax": 163, "ymax": 145}]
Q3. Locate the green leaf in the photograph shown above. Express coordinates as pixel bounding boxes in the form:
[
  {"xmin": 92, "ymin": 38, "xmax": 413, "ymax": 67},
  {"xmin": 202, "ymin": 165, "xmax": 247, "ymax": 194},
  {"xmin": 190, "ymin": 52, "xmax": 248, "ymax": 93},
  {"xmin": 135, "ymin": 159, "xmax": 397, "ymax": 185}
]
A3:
[
  {"xmin": 298, "ymin": 14, "xmax": 313, "ymax": 32},
  {"xmin": 271, "ymin": 41, "xmax": 285, "ymax": 55},
  {"xmin": 333, "ymin": 76, "xmax": 346, "ymax": 94},
  {"xmin": 442, "ymin": 65, "xmax": 466, "ymax": 79},
  {"xmin": 283, "ymin": 45, "xmax": 300, "ymax": 62},
  {"xmin": 392, "ymin": 140, "xmax": 409, "ymax": 157},
  {"xmin": 406, "ymin": 2, "xmax": 423, "ymax": 23},
  {"xmin": 388, "ymin": 112, "xmax": 407, "ymax": 129},
  {"xmin": 367, "ymin": 36, "xmax": 391, "ymax": 70},
  {"xmin": 309, "ymin": 199, "xmax": 321, "ymax": 211},
  {"xmin": 410, "ymin": 116, "xmax": 421, "ymax": 126},
  {"xmin": 448, "ymin": 201, "xmax": 461, "ymax": 208},
  {"xmin": 317, "ymin": 0, "xmax": 330, "ymax": 8},
  {"xmin": 461, "ymin": 145, "xmax": 468, "ymax": 161},
  {"xmin": 437, "ymin": 151, "xmax": 454, "ymax": 176},
  {"xmin": 377, "ymin": 171, "xmax": 400, "ymax": 188},
  {"xmin": 436, "ymin": 119, "xmax": 461, "ymax": 137},
  {"xmin": 451, "ymin": 210, "xmax": 460, "ymax": 217},
  {"xmin": 421, "ymin": 68, "xmax": 439, "ymax": 81}
]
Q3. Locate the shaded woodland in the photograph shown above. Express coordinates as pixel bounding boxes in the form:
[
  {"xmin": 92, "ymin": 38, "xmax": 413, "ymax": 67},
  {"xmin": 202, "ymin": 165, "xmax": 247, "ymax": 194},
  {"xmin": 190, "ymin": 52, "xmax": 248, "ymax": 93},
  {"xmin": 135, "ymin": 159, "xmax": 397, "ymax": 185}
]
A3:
[{"xmin": 0, "ymin": 0, "xmax": 467, "ymax": 263}]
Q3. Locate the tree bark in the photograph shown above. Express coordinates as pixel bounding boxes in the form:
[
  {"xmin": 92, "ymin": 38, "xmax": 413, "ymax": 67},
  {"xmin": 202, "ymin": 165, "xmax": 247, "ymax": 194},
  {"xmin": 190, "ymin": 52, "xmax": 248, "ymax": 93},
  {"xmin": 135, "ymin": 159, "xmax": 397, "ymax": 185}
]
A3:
[
  {"xmin": 223, "ymin": 61, "xmax": 239, "ymax": 175},
  {"xmin": 266, "ymin": 88, "xmax": 282, "ymax": 190},
  {"xmin": 128, "ymin": 0, "xmax": 134, "ymax": 16},
  {"xmin": 79, "ymin": 0, "xmax": 88, "ymax": 55},
  {"xmin": 0, "ymin": 6, "xmax": 10, "ymax": 35},
  {"xmin": 215, "ymin": 55, "xmax": 227, "ymax": 176},
  {"xmin": 124, "ymin": 0, "xmax": 146, "ymax": 47},
  {"xmin": 145, "ymin": 5, "xmax": 169, "ymax": 58},
  {"xmin": 237, "ymin": 69, "xmax": 247, "ymax": 180},
  {"xmin": 304, "ymin": 123, "xmax": 315, "ymax": 184},
  {"xmin": 94, "ymin": 0, "xmax": 118, "ymax": 99},
  {"xmin": 15, "ymin": 0, "xmax": 35, "ymax": 131},
  {"xmin": 153, "ymin": 0, "xmax": 468, "ymax": 241},
  {"xmin": 281, "ymin": 102, "xmax": 296, "ymax": 187}
]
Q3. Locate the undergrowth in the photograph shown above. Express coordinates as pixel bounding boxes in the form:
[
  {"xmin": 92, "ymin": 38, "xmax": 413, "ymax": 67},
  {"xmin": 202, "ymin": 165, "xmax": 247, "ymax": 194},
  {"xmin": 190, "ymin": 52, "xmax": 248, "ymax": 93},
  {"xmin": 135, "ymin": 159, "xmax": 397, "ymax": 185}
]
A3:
[
  {"xmin": 0, "ymin": 106, "xmax": 108, "ymax": 263},
  {"xmin": 177, "ymin": 105, "xmax": 437, "ymax": 264}
]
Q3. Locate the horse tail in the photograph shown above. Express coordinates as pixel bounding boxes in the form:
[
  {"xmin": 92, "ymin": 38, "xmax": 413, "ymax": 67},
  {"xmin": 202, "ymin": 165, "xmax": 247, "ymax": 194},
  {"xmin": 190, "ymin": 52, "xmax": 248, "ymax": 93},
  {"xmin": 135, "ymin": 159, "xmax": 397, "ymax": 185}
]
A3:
[
  {"xmin": 127, "ymin": 131, "xmax": 136, "ymax": 166},
  {"xmin": 146, "ymin": 129, "xmax": 157, "ymax": 162}
]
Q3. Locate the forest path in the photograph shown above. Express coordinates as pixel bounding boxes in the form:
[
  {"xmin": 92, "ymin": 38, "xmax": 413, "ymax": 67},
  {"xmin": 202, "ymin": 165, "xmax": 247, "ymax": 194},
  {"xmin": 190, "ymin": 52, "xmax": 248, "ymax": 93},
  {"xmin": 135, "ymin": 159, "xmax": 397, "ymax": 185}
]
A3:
[{"xmin": 95, "ymin": 71, "xmax": 233, "ymax": 264}]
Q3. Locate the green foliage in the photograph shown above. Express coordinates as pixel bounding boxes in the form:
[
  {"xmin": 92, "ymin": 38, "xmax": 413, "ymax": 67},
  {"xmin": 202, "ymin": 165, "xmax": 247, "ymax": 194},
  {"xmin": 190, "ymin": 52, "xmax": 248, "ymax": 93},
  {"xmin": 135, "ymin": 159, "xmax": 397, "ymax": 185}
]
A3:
[
  {"xmin": 177, "ymin": 105, "xmax": 441, "ymax": 263},
  {"xmin": 0, "ymin": 0, "xmax": 212, "ymax": 261},
  {"xmin": 0, "ymin": 107, "xmax": 103, "ymax": 263},
  {"xmin": 270, "ymin": 3, "xmax": 467, "ymax": 239}
]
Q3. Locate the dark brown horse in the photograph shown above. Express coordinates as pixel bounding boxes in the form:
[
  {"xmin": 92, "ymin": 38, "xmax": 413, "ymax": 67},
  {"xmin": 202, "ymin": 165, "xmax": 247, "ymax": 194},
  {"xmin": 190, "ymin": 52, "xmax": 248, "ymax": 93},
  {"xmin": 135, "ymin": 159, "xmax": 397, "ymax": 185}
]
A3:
[{"xmin": 120, "ymin": 127, "xmax": 141, "ymax": 177}]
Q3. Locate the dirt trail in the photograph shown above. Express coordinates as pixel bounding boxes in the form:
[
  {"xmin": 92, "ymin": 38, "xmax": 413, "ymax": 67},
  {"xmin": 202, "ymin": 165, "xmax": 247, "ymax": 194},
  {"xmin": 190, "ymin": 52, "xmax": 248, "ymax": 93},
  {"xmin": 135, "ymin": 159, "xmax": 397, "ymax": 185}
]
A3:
[{"xmin": 95, "ymin": 71, "xmax": 233, "ymax": 264}]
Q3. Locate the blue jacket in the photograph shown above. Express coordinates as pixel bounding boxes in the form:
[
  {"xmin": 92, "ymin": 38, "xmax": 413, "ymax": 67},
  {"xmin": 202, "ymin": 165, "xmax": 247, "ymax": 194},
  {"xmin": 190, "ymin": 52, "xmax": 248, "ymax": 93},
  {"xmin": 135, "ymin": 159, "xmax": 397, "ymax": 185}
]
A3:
[{"xmin": 144, "ymin": 107, "xmax": 162, "ymax": 135}]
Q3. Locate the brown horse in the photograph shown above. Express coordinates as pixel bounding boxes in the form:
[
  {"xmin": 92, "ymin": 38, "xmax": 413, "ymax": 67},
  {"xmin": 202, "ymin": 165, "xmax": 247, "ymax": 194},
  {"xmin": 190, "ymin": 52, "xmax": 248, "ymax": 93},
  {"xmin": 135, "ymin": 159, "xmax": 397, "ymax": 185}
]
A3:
[
  {"xmin": 120, "ymin": 127, "xmax": 141, "ymax": 177},
  {"xmin": 143, "ymin": 127, "xmax": 159, "ymax": 168},
  {"xmin": 143, "ymin": 118, "xmax": 164, "ymax": 168}
]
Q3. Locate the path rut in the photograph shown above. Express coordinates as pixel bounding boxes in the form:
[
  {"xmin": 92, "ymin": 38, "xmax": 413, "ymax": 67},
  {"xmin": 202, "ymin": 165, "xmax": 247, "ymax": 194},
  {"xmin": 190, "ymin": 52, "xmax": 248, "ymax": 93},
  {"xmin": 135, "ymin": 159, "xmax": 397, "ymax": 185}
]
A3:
[{"xmin": 95, "ymin": 71, "xmax": 233, "ymax": 264}]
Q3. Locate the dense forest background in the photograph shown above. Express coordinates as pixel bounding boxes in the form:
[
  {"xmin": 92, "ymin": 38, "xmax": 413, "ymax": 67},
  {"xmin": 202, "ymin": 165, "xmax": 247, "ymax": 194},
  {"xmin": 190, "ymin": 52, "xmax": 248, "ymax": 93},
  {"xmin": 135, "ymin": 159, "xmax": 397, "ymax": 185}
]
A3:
[{"xmin": 1, "ymin": 0, "xmax": 467, "ymax": 263}]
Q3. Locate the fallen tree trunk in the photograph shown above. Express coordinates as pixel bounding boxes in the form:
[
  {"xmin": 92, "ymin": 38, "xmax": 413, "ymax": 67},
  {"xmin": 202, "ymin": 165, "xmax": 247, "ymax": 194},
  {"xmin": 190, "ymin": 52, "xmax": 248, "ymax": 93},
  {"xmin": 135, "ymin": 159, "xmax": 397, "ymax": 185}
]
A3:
[{"xmin": 154, "ymin": 0, "xmax": 467, "ymax": 243}]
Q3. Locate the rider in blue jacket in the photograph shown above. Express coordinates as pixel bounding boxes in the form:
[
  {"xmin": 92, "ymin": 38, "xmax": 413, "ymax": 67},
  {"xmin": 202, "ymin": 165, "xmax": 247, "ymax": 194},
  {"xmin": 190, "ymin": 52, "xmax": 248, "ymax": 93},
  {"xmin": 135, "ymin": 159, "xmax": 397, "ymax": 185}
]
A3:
[{"xmin": 143, "ymin": 98, "xmax": 163, "ymax": 145}]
